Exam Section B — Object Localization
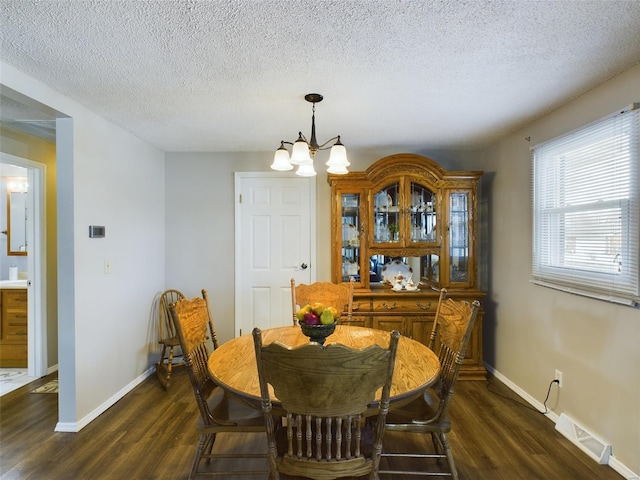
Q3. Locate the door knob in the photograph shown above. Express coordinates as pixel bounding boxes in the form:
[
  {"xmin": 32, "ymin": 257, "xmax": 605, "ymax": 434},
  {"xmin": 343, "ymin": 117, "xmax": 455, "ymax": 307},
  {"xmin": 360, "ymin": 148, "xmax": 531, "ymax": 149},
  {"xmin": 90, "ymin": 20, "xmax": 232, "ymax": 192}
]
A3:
[{"xmin": 299, "ymin": 263, "xmax": 308, "ymax": 270}]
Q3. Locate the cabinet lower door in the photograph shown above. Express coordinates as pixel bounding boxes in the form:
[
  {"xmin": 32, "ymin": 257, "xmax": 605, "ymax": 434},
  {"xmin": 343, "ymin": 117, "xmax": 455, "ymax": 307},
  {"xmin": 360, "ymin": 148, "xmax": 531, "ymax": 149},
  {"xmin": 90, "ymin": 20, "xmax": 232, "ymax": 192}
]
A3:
[
  {"xmin": 406, "ymin": 316, "xmax": 435, "ymax": 346},
  {"xmin": 372, "ymin": 316, "xmax": 406, "ymax": 336}
]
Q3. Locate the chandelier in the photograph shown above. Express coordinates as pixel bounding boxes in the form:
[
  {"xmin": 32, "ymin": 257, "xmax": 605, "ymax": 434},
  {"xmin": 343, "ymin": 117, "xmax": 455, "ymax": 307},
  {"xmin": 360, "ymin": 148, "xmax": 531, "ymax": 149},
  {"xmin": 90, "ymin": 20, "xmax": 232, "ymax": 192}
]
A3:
[{"xmin": 270, "ymin": 93, "xmax": 349, "ymax": 176}]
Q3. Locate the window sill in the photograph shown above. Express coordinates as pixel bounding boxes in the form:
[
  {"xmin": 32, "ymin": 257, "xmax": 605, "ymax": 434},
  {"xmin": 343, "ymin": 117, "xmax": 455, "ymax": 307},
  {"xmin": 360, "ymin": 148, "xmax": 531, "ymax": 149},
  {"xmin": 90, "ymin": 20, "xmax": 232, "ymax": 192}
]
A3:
[{"xmin": 530, "ymin": 279, "xmax": 639, "ymax": 308}]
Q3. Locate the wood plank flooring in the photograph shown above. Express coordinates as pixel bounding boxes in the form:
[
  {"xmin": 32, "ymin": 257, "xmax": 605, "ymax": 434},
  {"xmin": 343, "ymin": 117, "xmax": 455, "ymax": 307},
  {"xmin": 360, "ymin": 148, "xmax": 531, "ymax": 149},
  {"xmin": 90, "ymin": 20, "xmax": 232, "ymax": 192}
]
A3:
[{"xmin": 0, "ymin": 368, "xmax": 623, "ymax": 479}]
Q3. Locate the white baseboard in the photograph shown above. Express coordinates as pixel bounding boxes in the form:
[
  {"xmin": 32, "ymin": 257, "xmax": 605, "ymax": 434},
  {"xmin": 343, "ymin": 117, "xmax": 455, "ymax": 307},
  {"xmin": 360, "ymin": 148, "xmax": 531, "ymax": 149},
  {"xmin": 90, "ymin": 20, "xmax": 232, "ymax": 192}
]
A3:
[
  {"xmin": 484, "ymin": 363, "xmax": 559, "ymax": 423},
  {"xmin": 609, "ymin": 455, "xmax": 640, "ymax": 480},
  {"xmin": 55, "ymin": 367, "xmax": 155, "ymax": 433},
  {"xmin": 46, "ymin": 364, "xmax": 58, "ymax": 375},
  {"xmin": 484, "ymin": 363, "xmax": 639, "ymax": 480}
]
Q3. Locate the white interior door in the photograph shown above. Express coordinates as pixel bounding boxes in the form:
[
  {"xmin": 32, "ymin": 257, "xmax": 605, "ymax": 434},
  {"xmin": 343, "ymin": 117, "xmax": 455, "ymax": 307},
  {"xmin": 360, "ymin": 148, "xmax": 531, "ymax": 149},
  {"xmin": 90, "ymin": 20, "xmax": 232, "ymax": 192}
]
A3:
[{"xmin": 235, "ymin": 173, "xmax": 315, "ymax": 336}]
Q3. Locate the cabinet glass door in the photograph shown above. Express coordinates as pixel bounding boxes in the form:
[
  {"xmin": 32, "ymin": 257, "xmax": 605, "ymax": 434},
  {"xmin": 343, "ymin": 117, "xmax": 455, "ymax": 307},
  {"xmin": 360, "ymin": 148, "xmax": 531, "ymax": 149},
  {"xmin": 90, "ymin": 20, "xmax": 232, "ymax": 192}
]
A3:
[
  {"xmin": 372, "ymin": 182, "xmax": 400, "ymax": 244},
  {"xmin": 449, "ymin": 192, "xmax": 470, "ymax": 283},
  {"xmin": 409, "ymin": 182, "xmax": 437, "ymax": 244},
  {"xmin": 420, "ymin": 254, "xmax": 440, "ymax": 286},
  {"xmin": 341, "ymin": 193, "xmax": 361, "ymax": 283}
]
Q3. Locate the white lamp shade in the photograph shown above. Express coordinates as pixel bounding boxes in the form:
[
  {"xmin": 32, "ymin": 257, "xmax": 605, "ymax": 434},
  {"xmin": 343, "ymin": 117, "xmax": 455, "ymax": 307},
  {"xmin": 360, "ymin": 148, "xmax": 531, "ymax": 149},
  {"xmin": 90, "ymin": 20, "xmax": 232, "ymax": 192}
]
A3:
[
  {"xmin": 290, "ymin": 139, "xmax": 312, "ymax": 165},
  {"xmin": 295, "ymin": 162, "xmax": 317, "ymax": 177},
  {"xmin": 326, "ymin": 143, "xmax": 349, "ymax": 168},
  {"xmin": 271, "ymin": 147, "xmax": 293, "ymax": 171},
  {"xmin": 327, "ymin": 163, "xmax": 349, "ymax": 175}
]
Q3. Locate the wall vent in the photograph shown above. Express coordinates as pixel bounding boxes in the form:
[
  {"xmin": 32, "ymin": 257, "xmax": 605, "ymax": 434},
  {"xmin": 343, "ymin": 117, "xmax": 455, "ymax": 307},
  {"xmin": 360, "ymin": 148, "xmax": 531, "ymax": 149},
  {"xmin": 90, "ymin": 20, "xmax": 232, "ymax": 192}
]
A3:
[{"xmin": 555, "ymin": 413, "xmax": 611, "ymax": 464}]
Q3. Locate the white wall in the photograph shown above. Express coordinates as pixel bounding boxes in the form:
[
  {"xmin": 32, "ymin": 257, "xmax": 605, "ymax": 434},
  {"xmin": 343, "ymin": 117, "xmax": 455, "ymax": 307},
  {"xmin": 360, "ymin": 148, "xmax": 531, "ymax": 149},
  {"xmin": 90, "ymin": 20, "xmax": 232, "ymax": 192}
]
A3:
[
  {"xmin": 1, "ymin": 62, "xmax": 166, "ymax": 429},
  {"xmin": 165, "ymin": 152, "xmax": 271, "ymax": 343},
  {"xmin": 481, "ymin": 64, "xmax": 640, "ymax": 475}
]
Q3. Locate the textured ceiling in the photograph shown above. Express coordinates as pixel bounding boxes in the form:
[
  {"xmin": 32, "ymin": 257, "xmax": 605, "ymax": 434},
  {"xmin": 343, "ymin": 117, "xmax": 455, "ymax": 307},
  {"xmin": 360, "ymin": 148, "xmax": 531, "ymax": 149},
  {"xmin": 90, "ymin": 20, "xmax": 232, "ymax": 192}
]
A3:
[{"xmin": 1, "ymin": 0, "xmax": 639, "ymax": 152}]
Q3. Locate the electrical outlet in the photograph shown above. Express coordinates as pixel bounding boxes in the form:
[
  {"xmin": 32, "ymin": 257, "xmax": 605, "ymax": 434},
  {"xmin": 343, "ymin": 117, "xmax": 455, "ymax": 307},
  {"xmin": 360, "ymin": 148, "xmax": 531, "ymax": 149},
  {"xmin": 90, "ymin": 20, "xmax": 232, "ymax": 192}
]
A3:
[
  {"xmin": 555, "ymin": 369, "xmax": 563, "ymax": 388},
  {"xmin": 104, "ymin": 260, "xmax": 112, "ymax": 274}
]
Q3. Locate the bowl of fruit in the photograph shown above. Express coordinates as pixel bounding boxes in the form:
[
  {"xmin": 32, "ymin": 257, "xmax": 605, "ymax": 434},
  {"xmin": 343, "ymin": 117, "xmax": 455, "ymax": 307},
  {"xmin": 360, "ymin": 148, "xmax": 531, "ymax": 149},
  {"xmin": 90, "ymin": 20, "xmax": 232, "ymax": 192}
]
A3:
[{"xmin": 296, "ymin": 302, "xmax": 340, "ymax": 345}]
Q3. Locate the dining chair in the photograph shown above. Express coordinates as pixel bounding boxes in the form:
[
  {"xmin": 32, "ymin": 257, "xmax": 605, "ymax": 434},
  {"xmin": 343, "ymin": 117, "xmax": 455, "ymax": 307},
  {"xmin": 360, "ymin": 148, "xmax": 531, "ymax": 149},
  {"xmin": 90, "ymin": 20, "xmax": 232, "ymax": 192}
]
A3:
[
  {"xmin": 253, "ymin": 327, "xmax": 400, "ymax": 480},
  {"xmin": 156, "ymin": 289, "xmax": 185, "ymax": 389},
  {"xmin": 170, "ymin": 291, "xmax": 267, "ymax": 478},
  {"xmin": 380, "ymin": 290, "xmax": 480, "ymax": 479},
  {"xmin": 200, "ymin": 288, "xmax": 219, "ymax": 351},
  {"xmin": 290, "ymin": 277, "xmax": 355, "ymax": 325}
]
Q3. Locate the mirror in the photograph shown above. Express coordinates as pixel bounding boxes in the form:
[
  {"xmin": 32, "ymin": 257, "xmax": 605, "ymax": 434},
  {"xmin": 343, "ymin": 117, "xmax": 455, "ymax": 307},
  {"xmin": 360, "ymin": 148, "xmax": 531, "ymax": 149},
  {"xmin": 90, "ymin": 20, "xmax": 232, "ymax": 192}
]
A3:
[
  {"xmin": 5, "ymin": 178, "xmax": 28, "ymax": 256},
  {"xmin": 369, "ymin": 255, "xmax": 438, "ymax": 288}
]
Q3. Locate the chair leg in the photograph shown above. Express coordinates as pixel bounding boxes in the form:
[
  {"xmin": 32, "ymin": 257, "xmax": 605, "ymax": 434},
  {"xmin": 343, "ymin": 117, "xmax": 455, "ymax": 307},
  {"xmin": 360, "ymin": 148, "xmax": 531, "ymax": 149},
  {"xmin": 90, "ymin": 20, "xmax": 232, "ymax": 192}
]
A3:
[
  {"xmin": 439, "ymin": 432, "xmax": 458, "ymax": 480},
  {"xmin": 155, "ymin": 345, "xmax": 174, "ymax": 389},
  {"xmin": 266, "ymin": 439, "xmax": 279, "ymax": 480},
  {"xmin": 430, "ymin": 432, "xmax": 444, "ymax": 459},
  {"xmin": 190, "ymin": 433, "xmax": 211, "ymax": 480},
  {"xmin": 430, "ymin": 431, "xmax": 438, "ymax": 451},
  {"xmin": 268, "ymin": 467, "xmax": 280, "ymax": 480},
  {"xmin": 203, "ymin": 433, "xmax": 216, "ymax": 462},
  {"xmin": 165, "ymin": 345, "xmax": 175, "ymax": 383}
]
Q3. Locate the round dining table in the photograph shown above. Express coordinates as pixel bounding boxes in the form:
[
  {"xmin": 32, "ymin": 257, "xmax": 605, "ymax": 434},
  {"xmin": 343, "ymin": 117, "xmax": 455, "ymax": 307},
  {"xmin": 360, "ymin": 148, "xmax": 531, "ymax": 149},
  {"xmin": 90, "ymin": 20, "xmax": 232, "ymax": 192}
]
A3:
[{"xmin": 207, "ymin": 324, "xmax": 440, "ymax": 411}]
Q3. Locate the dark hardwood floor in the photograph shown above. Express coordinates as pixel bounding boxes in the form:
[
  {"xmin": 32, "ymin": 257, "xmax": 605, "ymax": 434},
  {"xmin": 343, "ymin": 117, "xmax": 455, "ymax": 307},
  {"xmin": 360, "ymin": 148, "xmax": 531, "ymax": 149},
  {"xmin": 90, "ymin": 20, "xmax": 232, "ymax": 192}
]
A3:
[{"xmin": 0, "ymin": 368, "xmax": 623, "ymax": 479}]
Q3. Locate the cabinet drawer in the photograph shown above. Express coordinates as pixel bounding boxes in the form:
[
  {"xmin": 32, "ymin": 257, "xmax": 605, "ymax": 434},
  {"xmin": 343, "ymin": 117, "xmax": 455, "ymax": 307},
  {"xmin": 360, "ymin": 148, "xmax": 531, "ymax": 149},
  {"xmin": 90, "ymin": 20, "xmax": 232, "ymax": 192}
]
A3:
[
  {"xmin": 4, "ymin": 311, "xmax": 27, "ymax": 323},
  {"xmin": 351, "ymin": 299, "xmax": 372, "ymax": 313},
  {"xmin": 3, "ymin": 290, "xmax": 27, "ymax": 308},
  {"xmin": 340, "ymin": 316, "xmax": 372, "ymax": 328},
  {"xmin": 372, "ymin": 297, "xmax": 436, "ymax": 313},
  {"xmin": 3, "ymin": 323, "xmax": 27, "ymax": 341}
]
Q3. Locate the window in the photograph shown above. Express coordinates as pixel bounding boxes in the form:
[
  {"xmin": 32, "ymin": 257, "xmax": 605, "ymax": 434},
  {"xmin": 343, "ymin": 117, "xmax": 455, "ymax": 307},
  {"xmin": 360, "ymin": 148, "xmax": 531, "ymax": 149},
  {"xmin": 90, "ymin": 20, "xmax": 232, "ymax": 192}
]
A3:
[{"xmin": 532, "ymin": 104, "xmax": 639, "ymax": 307}]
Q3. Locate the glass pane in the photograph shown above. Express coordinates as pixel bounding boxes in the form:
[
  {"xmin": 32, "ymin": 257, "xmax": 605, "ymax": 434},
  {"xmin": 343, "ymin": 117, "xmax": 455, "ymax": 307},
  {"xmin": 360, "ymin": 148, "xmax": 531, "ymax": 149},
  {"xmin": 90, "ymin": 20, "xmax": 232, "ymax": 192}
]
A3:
[
  {"xmin": 370, "ymin": 255, "xmax": 419, "ymax": 286},
  {"xmin": 421, "ymin": 254, "xmax": 440, "ymax": 285},
  {"xmin": 341, "ymin": 193, "xmax": 360, "ymax": 282},
  {"xmin": 450, "ymin": 192, "xmax": 469, "ymax": 283},
  {"xmin": 369, "ymin": 254, "xmax": 386, "ymax": 284},
  {"xmin": 373, "ymin": 183, "xmax": 400, "ymax": 243},
  {"xmin": 409, "ymin": 182, "xmax": 436, "ymax": 243}
]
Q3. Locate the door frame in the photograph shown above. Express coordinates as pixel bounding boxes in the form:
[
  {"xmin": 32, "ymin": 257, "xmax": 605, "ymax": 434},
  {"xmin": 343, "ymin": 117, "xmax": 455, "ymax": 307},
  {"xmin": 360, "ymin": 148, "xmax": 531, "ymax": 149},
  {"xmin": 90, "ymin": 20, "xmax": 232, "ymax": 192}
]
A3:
[
  {"xmin": 234, "ymin": 172, "xmax": 316, "ymax": 336},
  {"xmin": 0, "ymin": 152, "xmax": 47, "ymax": 378}
]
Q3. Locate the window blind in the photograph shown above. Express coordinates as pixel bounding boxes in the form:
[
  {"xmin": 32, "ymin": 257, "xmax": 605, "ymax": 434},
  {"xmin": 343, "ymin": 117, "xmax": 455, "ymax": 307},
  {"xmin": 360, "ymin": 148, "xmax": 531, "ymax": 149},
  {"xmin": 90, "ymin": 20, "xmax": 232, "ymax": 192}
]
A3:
[{"xmin": 532, "ymin": 104, "xmax": 639, "ymax": 307}]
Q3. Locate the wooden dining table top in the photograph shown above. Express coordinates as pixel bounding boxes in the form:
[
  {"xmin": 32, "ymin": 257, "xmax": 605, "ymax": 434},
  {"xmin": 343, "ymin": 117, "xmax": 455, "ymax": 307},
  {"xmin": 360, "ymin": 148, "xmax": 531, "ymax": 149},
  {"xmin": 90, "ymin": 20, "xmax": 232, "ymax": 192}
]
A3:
[{"xmin": 207, "ymin": 324, "xmax": 440, "ymax": 409}]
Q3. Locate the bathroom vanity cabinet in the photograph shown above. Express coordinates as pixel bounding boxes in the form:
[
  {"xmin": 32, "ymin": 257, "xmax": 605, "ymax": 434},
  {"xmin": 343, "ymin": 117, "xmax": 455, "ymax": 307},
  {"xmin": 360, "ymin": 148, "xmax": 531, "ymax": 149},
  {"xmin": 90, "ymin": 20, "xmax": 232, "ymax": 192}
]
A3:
[{"xmin": 0, "ymin": 288, "xmax": 28, "ymax": 367}]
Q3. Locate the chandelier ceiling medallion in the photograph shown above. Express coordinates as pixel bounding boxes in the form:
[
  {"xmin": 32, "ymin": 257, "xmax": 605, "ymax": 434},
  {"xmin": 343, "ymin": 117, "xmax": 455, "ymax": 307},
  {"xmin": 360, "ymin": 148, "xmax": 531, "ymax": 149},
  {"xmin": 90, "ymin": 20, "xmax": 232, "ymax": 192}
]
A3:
[{"xmin": 270, "ymin": 93, "xmax": 349, "ymax": 177}]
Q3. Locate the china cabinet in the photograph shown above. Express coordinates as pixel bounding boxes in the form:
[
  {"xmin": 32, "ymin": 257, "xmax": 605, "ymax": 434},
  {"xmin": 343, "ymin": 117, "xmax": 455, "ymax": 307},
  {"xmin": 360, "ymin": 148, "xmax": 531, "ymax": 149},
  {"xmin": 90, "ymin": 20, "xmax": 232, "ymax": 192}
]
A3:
[{"xmin": 329, "ymin": 153, "xmax": 485, "ymax": 379}]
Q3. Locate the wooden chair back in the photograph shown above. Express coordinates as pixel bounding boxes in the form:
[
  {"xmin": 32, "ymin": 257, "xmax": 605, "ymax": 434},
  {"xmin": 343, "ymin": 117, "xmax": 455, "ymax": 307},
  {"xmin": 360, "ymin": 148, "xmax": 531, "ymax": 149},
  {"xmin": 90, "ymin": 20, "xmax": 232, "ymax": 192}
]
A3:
[
  {"xmin": 169, "ymin": 293, "xmax": 219, "ymax": 425},
  {"xmin": 429, "ymin": 290, "xmax": 480, "ymax": 420},
  {"xmin": 253, "ymin": 328, "xmax": 400, "ymax": 480},
  {"xmin": 200, "ymin": 289, "xmax": 219, "ymax": 350},
  {"xmin": 291, "ymin": 278, "xmax": 354, "ymax": 325},
  {"xmin": 156, "ymin": 289, "xmax": 186, "ymax": 388},
  {"xmin": 159, "ymin": 289, "xmax": 185, "ymax": 343}
]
